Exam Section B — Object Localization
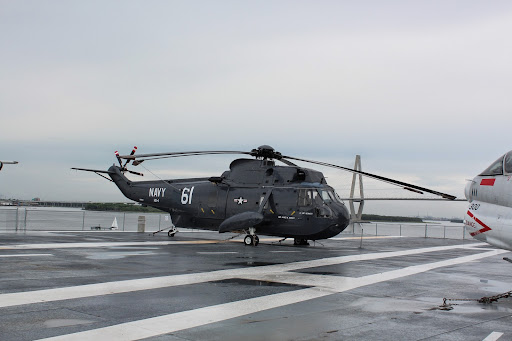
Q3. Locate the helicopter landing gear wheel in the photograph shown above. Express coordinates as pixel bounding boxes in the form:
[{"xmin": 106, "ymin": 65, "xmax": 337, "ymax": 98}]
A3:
[
  {"xmin": 244, "ymin": 228, "xmax": 259, "ymax": 246},
  {"xmin": 167, "ymin": 226, "xmax": 178, "ymax": 237},
  {"xmin": 244, "ymin": 235, "xmax": 253, "ymax": 246},
  {"xmin": 294, "ymin": 238, "xmax": 309, "ymax": 246}
]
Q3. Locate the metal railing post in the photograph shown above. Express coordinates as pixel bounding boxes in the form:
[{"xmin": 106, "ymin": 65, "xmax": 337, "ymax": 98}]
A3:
[
  {"xmin": 400, "ymin": 224, "xmax": 402, "ymax": 236},
  {"xmin": 123, "ymin": 213, "xmax": 126, "ymax": 231},
  {"xmin": 15, "ymin": 208, "xmax": 19, "ymax": 232},
  {"xmin": 444, "ymin": 226, "xmax": 446, "ymax": 239},
  {"xmin": 425, "ymin": 224, "xmax": 427, "ymax": 238},
  {"xmin": 82, "ymin": 211, "xmax": 85, "ymax": 230},
  {"xmin": 376, "ymin": 223, "xmax": 378, "ymax": 236}
]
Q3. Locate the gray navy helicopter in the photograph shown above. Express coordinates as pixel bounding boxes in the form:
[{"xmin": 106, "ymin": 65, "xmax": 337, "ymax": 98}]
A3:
[{"xmin": 73, "ymin": 145, "xmax": 456, "ymax": 246}]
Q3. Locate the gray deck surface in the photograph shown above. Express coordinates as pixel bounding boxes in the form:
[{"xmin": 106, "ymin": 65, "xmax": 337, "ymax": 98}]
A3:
[{"xmin": 0, "ymin": 230, "xmax": 511, "ymax": 341}]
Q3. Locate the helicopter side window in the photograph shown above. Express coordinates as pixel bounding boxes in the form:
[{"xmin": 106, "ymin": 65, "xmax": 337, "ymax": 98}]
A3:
[
  {"xmin": 505, "ymin": 152, "xmax": 512, "ymax": 174},
  {"xmin": 479, "ymin": 155, "xmax": 504, "ymax": 176},
  {"xmin": 298, "ymin": 189, "xmax": 312, "ymax": 206},
  {"xmin": 312, "ymin": 190, "xmax": 322, "ymax": 204}
]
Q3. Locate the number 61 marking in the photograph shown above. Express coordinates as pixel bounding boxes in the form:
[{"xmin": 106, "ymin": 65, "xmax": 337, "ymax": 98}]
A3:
[{"xmin": 181, "ymin": 187, "xmax": 195, "ymax": 205}]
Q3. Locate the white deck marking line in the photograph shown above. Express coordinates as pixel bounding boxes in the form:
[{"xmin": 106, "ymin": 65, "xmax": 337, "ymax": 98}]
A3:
[
  {"xmin": 239, "ymin": 249, "xmax": 509, "ymax": 291},
  {"xmin": 0, "ymin": 243, "xmax": 495, "ymax": 308},
  {"xmin": 36, "ymin": 288, "xmax": 330, "ymax": 341},
  {"xmin": 0, "ymin": 254, "xmax": 53, "ymax": 258},
  {"xmin": 0, "ymin": 240, "xmax": 222, "ymax": 250},
  {"xmin": 483, "ymin": 332, "xmax": 504, "ymax": 341},
  {"xmin": 35, "ymin": 248, "xmax": 508, "ymax": 341}
]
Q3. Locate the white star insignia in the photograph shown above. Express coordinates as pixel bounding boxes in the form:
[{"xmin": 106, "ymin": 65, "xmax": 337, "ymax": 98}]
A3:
[{"xmin": 235, "ymin": 197, "xmax": 247, "ymax": 205}]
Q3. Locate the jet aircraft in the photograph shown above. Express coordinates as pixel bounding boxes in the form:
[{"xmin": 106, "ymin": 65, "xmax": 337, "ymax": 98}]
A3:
[{"xmin": 464, "ymin": 151, "xmax": 512, "ymax": 251}]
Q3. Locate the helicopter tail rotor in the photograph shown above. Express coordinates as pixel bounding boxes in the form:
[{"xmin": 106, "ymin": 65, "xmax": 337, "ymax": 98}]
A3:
[
  {"xmin": 114, "ymin": 151, "xmax": 123, "ymax": 168},
  {"xmin": 123, "ymin": 146, "xmax": 137, "ymax": 168},
  {"xmin": 115, "ymin": 147, "xmax": 144, "ymax": 177}
]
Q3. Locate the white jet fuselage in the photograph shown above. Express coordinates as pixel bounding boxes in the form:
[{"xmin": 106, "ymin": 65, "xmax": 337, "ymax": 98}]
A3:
[{"xmin": 465, "ymin": 152, "xmax": 512, "ymax": 251}]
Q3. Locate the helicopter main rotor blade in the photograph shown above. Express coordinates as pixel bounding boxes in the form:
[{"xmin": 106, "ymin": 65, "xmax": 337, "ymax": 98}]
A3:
[
  {"xmin": 118, "ymin": 150, "xmax": 252, "ymax": 162},
  {"xmin": 71, "ymin": 167, "xmax": 114, "ymax": 174},
  {"xmin": 282, "ymin": 155, "xmax": 457, "ymax": 200}
]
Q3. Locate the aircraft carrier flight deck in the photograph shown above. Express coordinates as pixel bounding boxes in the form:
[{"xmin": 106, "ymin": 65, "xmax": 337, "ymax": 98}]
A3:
[{"xmin": 1, "ymin": 230, "xmax": 512, "ymax": 341}]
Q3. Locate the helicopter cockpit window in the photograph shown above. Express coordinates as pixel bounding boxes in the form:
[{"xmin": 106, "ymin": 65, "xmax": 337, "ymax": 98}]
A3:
[
  {"xmin": 505, "ymin": 152, "xmax": 512, "ymax": 174},
  {"xmin": 479, "ymin": 155, "xmax": 504, "ymax": 176},
  {"xmin": 319, "ymin": 190, "xmax": 331, "ymax": 202},
  {"xmin": 317, "ymin": 189, "xmax": 341, "ymax": 203},
  {"xmin": 312, "ymin": 189, "xmax": 339, "ymax": 204}
]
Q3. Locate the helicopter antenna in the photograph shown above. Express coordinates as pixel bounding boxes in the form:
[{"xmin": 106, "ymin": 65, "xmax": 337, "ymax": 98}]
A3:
[{"xmin": 138, "ymin": 164, "xmax": 181, "ymax": 192}]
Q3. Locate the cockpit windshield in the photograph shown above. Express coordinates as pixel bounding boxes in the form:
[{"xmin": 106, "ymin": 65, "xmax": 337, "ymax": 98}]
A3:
[
  {"xmin": 505, "ymin": 151, "xmax": 512, "ymax": 174},
  {"xmin": 479, "ymin": 155, "xmax": 505, "ymax": 176},
  {"xmin": 318, "ymin": 189, "xmax": 342, "ymax": 204},
  {"xmin": 298, "ymin": 188, "xmax": 342, "ymax": 206}
]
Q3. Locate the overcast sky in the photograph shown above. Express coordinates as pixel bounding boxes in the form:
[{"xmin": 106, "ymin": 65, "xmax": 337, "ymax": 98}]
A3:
[{"xmin": 1, "ymin": 1, "xmax": 511, "ymax": 218}]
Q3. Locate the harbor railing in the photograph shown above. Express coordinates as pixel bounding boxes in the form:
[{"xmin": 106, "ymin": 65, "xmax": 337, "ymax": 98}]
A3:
[
  {"xmin": 0, "ymin": 207, "xmax": 469, "ymax": 239},
  {"xmin": 347, "ymin": 221, "xmax": 470, "ymax": 240}
]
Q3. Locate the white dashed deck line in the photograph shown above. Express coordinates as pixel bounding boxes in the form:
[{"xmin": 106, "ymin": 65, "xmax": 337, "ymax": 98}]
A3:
[{"xmin": 483, "ymin": 332, "xmax": 504, "ymax": 341}]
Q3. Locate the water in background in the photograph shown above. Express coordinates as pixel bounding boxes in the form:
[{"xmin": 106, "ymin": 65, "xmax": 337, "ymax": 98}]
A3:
[{"xmin": 0, "ymin": 207, "xmax": 172, "ymax": 232}]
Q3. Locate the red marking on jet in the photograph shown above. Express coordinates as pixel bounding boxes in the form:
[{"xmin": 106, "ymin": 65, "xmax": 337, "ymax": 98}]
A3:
[
  {"xmin": 467, "ymin": 210, "xmax": 492, "ymax": 236},
  {"xmin": 480, "ymin": 179, "xmax": 496, "ymax": 186}
]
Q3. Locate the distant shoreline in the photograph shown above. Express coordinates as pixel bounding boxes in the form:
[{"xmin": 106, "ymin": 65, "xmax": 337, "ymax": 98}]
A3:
[{"xmin": 84, "ymin": 203, "xmax": 164, "ymax": 213}]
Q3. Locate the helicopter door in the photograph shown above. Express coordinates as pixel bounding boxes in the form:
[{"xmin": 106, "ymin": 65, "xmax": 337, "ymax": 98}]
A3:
[
  {"xmin": 199, "ymin": 185, "xmax": 226, "ymax": 219},
  {"xmin": 270, "ymin": 188, "xmax": 296, "ymax": 217}
]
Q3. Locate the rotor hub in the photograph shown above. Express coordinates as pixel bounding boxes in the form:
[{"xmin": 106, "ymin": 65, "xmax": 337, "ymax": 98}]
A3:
[{"xmin": 250, "ymin": 145, "xmax": 282, "ymax": 160}]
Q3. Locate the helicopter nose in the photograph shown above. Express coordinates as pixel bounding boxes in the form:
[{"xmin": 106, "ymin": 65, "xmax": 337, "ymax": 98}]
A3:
[{"xmin": 336, "ymin": 205, "xmax": 351, "ymax": 227}]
